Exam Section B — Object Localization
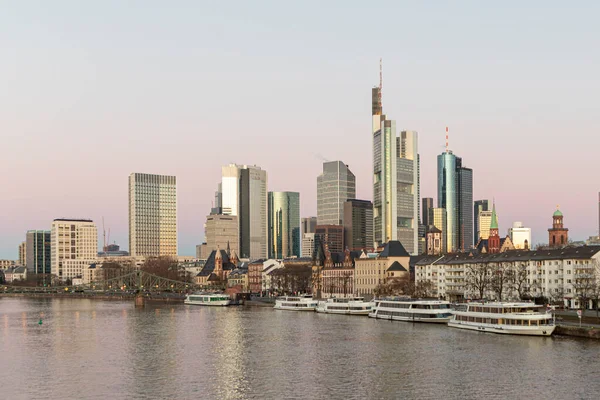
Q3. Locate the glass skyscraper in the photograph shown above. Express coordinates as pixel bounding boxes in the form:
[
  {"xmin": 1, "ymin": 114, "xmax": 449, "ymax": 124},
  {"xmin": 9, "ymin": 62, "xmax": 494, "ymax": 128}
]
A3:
[
  {"xmin": 26, "ymin": 230, "xmax": 51, "ymax": 274},
  {"xmin": 437, "ymin": 152, "xmax": 473, "ymax": 252},
  {"xmin": 268, "ymin": 192, "xmax": 300, "ymax": 259},
  {"xmin": 317, "ymin": 161, "xmax": 356, "ymax": 225},
  {"xmin": 222, "ymin": 164, "xmax": 268, "ymax": 260},
  {"xmin": 372, "ymin": 85, "xmax": 420, "ymax": 254},
  {"xmin": 474, "ymin": 199, "xmax": 489, "ymax": 244}
]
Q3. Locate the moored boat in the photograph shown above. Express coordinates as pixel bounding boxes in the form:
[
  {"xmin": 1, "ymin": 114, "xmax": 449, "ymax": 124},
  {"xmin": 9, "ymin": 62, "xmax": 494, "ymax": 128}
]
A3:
[
  {"xmin": 274, "ymin": 294, "xmax": 319, "ymax": 311},
  {"xmin": 184, "ymin": 293, "xmax": 232, "ymax": 306},
  {"xmin": 315, "ymin": 297, "xmax": 374, "ymax": 315},
  {"xmin": 448, "ymin": 302, "xmax": 555, "ymax": 336},
  {"xmin": 368, "ymin": 298, "xmax": 453, "ymax": 323}
]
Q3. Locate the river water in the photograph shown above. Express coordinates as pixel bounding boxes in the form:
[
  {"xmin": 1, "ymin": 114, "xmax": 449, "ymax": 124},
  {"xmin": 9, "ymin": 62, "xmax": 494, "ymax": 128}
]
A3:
[{"xmin": 1, "ymin": 298, "xmax": 599, "ymax": 400}]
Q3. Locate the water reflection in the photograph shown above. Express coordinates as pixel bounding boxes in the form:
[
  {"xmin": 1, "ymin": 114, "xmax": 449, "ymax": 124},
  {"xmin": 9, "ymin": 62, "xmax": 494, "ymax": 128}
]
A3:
[{"xmin": 0, "ymin": 298, "xmax": 599, "ymax": 400}]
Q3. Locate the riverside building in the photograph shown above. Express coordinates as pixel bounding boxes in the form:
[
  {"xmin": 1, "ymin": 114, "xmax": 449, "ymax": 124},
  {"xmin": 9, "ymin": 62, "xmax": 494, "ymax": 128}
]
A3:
[
  {"xmin": 26, "ymin": 230, "xmax": 51, "ymax": 274},
  {"xmin": 128, "ymin": 173, "xmax": 177, "ymax": 258},
  {"xmin": 50, "ymin": 219, "xmax": 98, "ymax": 281},
  {"xmin": 317, "ymin": 161, "xmax": 356, "ymax": 226}
]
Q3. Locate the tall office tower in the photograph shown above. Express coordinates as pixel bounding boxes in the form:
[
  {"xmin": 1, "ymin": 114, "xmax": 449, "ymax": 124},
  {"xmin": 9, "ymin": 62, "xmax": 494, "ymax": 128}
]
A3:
[
  {"xmin": 211, "ymin": 183, "xmax": 223, "ymax": 214},
  {"xmin": 268, "ymin": 192, "xmax": 301, "ymax": 259},
  {"xmin": 457, "ymin": 162, "xmax": 473, "ymax": 251},
  {"xmin": 129, "ymin": 173, "xmax": 177, "ymax": 258},
  {"xmin": 429, "ymin": 208, "xmax": 448, "ymax": 254},
  {"xmin": 437, "ymin": 150, "xmax": 473, "ymax": 252},
  {"xmin": 204, "ymin": 214, "xmax": 239, "ymax": 255},
  {"xmin": 317, "ymin": 161, "xmax": 356, "ymax": 225},
  {"xmin": 301, "ymin": 217, "xmax": 317, "ymax": 235},
  {"xmin": 51, "ymin": 219, "xmax": 97, "ymax": 281},
  {"xmin": 598, "ymin": 192, "xmax": 600, "ymax": 237},
  {"xmin": 26, "ymin": 230, "xmax": 51, "ymax": 274},
  {"xmin": 314, "ymin": 225, "xmax": 345, "ymax": 254},
  {"xmin": 221, "ymin": 164, "xmax": 268, "ymax": 260},
  {"xmin": 343, "ymin": 199, "xmax": 374, "ymax": 251},
  {"xmin": 474, "ymin": 200, "xmax": 489, "ymax": 244},
  {"xmin": 372, "ymin": 72, "xmax": 420, "ymax": 253},
  {"xmin": 422, "ymin": 198, "xmax": 434, "ymax": 227},
  {"xmin": 478, "ymin": 210, "xmax": 493, "ymax": 240},
  {"xmin": 18, "ymin": 241, "xmax": 26, "ymax": 266},
  {"xmin": 301, "ymin": 233, "xmax": 316, "ymax": 259}
]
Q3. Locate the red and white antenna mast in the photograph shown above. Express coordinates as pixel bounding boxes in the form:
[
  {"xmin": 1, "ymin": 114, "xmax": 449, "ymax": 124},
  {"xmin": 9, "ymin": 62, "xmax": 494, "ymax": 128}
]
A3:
[{"xmin": 445, "ymin": 126, "xmax": 449, "ymax": 153}]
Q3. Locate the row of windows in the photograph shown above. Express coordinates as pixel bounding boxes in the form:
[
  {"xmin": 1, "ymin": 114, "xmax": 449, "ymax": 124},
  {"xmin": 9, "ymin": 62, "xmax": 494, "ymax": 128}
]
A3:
[{"xmin": 455, "ymin": 315, "xmax": 550, "ymax": 326}]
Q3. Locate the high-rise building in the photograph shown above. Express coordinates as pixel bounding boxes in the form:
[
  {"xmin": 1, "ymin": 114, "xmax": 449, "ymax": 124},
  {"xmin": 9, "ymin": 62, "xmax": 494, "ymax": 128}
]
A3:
[
  {"xmin": 268, "ymin": 191, "xmax": 300, "ymax": 259},
  {"xmin": 51, "ymin": 219, "xmax": 97, "ymax": 281},
  {"xmin": 128, "ymin": 173, "xmax": 177, "ymax": 258},
  {"xmin": 422, "ymin": 198, "xmax": 434, "ymax": 227},
  {"xmin": 474, "ymin": 200, "xmax": 489, "ymax": 244},
  {"xmin": 372, "ymin": 76, "xmax": 420, "ymax": 254},
  {"xmin": 314, "ymin": 225, "xmax": 345, "ymax": 254},
  {"xmin": 221, "ymin": 164, "xmax": 268, "ymax": 260},
  {"xmin": 301, "ymin": 217, "xmax": 317, "ymax": 235},
  {"xmin": 301, "ymin": 233, "xmax": 316, "ymax": 259},
  {"xmin": 26, "ymin": 230, "xmax": 51, "ymax": 274},
  {"xmin": 204, "ymin": 214, "xmax": 239, "ymax": 256},
  {"xmin": 18, "ymin": 241, "xmax": 26, "ymax": 267},
  {"xmin": 317, "ymin": 161, "xmax": 356, "ymax": 225},
  {"xmin": 478, "ymin": 211, "xmax": 493, "ymax": 241},
  {"xmin": 437, "ymin": 151, "xmax": 473, "ymax": 252},
  {"xmin": 429, "ymin": 208, "xmax": 448, "ymax": 254},
  {"xmin": 343, "ymin": 199, "xmax": 374, "ymax": 251},
  {"xmin": 509, "ymin": 222, "xmax": 532, "ymax": 250}
]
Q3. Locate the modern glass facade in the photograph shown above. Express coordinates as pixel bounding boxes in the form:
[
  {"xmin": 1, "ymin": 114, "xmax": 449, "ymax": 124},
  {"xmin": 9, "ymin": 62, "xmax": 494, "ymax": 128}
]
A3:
[
  {"xmin": 26, "ymin": 230, "xmax": 51, "ymax": 274},
  {"xmin": 371, "ymin": 86, "xmax": 419, "ymax": 254},
  {"xmin": 221, "ymin": 164, "xmax": 268, "ymax": 260},
  {"xmin": 268, "ymin": 192, "xmax": 300, "ymax": 259},
  {"xmin": 317, "ymin": 161, "xmax": 356, "ymax": 226},
  {"xmin": 429, "ymin": 208, "xmax": 448, "ymax": 253},
  {"xmin": 343, "ymin": 199, "xmax": 374, "ymax": 251},
  {"xmin": 128, "ymin": 173, "xmax": 177, "ymax": 257},
  {"xmin": 437, "ymin": 152, "xmax": 473, "ymax": 252}
]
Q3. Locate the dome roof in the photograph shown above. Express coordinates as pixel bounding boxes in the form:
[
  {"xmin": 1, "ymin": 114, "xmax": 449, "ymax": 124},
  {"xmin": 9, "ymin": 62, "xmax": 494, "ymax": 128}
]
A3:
[{"xmin": 553, "ymin": 209, "xmax": 563, "ymax": 217}]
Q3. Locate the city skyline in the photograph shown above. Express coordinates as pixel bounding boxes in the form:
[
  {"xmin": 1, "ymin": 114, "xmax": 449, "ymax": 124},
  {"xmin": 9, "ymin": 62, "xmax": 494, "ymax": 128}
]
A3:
[{"xmin": 2, "ymin": 2, "xmax": 600, "ymax": 258}]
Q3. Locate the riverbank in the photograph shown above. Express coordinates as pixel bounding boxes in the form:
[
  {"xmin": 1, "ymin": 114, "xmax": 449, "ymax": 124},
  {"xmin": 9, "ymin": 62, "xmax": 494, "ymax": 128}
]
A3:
[
  {"xmin": 0, "ymin": 293, "xmax": 185, "ymax": 303},
  {"xmin": 555, "ymin": 325, "xmax": 600, "ymax": 339}
]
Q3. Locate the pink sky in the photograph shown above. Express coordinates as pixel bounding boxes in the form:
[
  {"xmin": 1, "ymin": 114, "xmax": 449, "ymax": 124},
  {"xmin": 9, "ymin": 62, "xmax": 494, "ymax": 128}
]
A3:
[{"xmin": 2, "ymin": 2, "xmax": 599, "ymax": 258}]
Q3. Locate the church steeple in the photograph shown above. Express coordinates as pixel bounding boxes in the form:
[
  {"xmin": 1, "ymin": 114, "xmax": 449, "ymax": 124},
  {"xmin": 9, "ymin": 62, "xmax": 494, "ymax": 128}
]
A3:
[
  {"xmin": 487, "ymin": 202, "xmax": 500, "ymax": 254},
  {"xmin": 490, "ymin": 203, "xmax": 498, "ymax": 230}
]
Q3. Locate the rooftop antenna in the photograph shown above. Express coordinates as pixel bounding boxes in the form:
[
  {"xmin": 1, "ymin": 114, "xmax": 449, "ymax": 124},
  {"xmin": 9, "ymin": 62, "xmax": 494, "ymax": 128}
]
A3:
[
  {"xmin": 102, "ymin": 217, "xmax": 106, "ymax": 252},
  {"xmin": 445, "ymin": 126, "xmax": 449, "ymax": 153}
]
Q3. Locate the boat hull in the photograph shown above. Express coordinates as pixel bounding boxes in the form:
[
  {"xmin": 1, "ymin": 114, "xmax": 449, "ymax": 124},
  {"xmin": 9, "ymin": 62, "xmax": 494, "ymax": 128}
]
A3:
[
  {"xmin": 315, "ymin": 307, "xmax": 371, "ymax": 315},
  {"xmin": 273, "ymin": 305, "xmax": 316, "ymax": 311},
  {"xmin": 448, "ymin": 321, "xmax": 556, "ymax": 336},
  {"xmin": 184, "ymin": 300, "xmax": 231, "ymax": 306},
  {"xmin": 369, "ymin": 313, "xmax": 452, "ymax": 323}
]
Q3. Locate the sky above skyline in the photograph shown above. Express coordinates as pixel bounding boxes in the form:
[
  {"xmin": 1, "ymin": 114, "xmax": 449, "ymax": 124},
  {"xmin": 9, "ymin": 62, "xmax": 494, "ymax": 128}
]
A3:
[{"xmin": 2, "ymin": 1, "xmax": 600, "ymax": 259}]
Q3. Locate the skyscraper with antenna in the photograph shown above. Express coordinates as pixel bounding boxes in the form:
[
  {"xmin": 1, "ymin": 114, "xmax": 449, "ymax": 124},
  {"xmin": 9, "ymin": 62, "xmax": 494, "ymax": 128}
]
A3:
[{"xmin": 372, "ymin": 60, "xmax": 419, "ymax": 254}]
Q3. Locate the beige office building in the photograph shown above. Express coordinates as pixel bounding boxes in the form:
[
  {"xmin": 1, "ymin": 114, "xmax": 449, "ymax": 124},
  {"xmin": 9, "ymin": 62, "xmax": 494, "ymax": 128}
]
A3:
[
  {"xmin": 129, "ymin": 173, "xmax": 177, "ymax": 258},
  {"xmin": 429, "ymin": 208, "xmax": 448, "ymax": 254},
  {"xmin": 18, "ymin": 241, "xmax": 26, "ymax": 266},
  {"xmin": 204, "ymin": 214, "xmax": 239, "ymax": 255},
  {"xmin": 478, "ymin": 210, "xmax": 493, "ymax": 241},
  {"xmin": 51, "ymin": 219, "xmax": 98, "ymax": 281}
]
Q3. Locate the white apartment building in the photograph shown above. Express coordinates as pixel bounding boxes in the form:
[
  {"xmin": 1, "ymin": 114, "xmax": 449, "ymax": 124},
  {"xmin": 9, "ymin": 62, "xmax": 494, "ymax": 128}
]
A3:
[
  {"xmin": 129, "ymin": 173, "xmax": 177, "ymax": 258},
  {"xmin": 509, "ymin": 222, "xmax": 532, "ymax": 249},
  {"xmin": 414, "ymin": 246, "xmax": 600, "ymax": 309},
  {"xmin": 51, "ymin": 219, "xmax": 98, "ymax": 281}
]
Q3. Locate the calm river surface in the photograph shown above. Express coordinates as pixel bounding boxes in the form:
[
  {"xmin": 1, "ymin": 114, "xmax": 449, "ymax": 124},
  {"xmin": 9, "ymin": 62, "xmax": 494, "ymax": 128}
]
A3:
[{"xmin": 1, "ymin": 298, "xmax": 599, "ymax": 400}]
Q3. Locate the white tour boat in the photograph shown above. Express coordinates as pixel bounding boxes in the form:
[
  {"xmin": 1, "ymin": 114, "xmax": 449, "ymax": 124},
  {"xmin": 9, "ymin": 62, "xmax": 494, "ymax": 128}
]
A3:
[
  {"xmin": 274, "ymin": 294, "xmax": 319, "ymax": 311},
  {"xmin": 184, "ymin": 293, "xmax": 232, "ymax": 306},
  {"xmin": 368, "ymin": 298, "xmax": 453, "ymax": 323},
  {"xmin": 448, "ymin": 302, "xmax": 555, "ymax": 336},
  {"xmin": 315, "ymin": 297, "xmax": 374, "ymax": 315}
]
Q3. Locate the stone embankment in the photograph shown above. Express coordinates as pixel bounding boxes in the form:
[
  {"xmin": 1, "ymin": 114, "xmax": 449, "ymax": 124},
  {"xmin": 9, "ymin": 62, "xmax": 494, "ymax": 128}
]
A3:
[{"xmin": 555, "ymin": 325, "xmax": 600, "ymax": 339}]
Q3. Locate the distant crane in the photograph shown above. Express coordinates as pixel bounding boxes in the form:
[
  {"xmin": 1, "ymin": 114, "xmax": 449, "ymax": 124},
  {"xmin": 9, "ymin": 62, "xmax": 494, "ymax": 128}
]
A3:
[{"xmin": 102, "ymin": 217, "xmax": 111, "ymax": 253}]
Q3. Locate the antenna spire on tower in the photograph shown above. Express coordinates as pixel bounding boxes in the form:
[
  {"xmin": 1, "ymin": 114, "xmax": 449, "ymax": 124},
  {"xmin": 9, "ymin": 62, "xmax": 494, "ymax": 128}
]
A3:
[
  {"xmin": 445, "ymin": 126, "xmax": 449, "ymax": 153},
  {"xmin": 378, "ymin": 58, "xmax": 383, "ymax": 111}
]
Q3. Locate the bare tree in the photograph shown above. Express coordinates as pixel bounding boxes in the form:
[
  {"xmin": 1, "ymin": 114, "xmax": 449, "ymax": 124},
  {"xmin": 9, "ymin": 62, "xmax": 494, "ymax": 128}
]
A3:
[
  {"xmin": 511, "ymin": 262, "xmax": 531, "ymax": 300},
  {"xmin": 490, "ymin": 262, "xmax": 514, "ymax": 301},
  {"xmin": 465, "ymin": 262, "xmax": 491, "ymax": 299},
  {"xmin": 342, "ymin": 272, "xmax": 352, "ymax": 297},
  {"xmin": 573, "ymin": 261, "xmax": 598, "ymax": 310},
  {"xmin": 142, "ymin": 256, "xmax": 188, "ymax": 282}
]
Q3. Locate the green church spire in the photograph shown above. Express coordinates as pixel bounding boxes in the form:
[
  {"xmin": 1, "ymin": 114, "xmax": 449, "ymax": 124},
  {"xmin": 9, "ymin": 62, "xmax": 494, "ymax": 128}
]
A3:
[{"xmin": 490, "ymin": 202, "xmax": 498, "ymax": 230}]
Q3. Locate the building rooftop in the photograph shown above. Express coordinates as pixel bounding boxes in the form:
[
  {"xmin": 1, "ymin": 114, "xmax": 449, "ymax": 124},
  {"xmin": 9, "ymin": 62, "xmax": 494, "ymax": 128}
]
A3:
[
  {"xmin": 387, "ymin": 261, "xmax": 407, "ymax": 272},
  {"xmin": 53, "ymin": 218, "xmax": 93, "ymax": 222},
  {"xmin": 379, "ymin": 241, "xmax": 410, "ymax": 258}
]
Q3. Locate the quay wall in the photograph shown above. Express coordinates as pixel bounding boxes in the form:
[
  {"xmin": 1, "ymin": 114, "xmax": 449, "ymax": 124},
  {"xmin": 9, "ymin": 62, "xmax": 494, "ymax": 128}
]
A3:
[
  {"xmin": 555, "ymin": 325, "xmax": 600, "ymax": 339},
  {"xmin": 0, "ymin": 293, "xmax": 185, "ymax": 303}
]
